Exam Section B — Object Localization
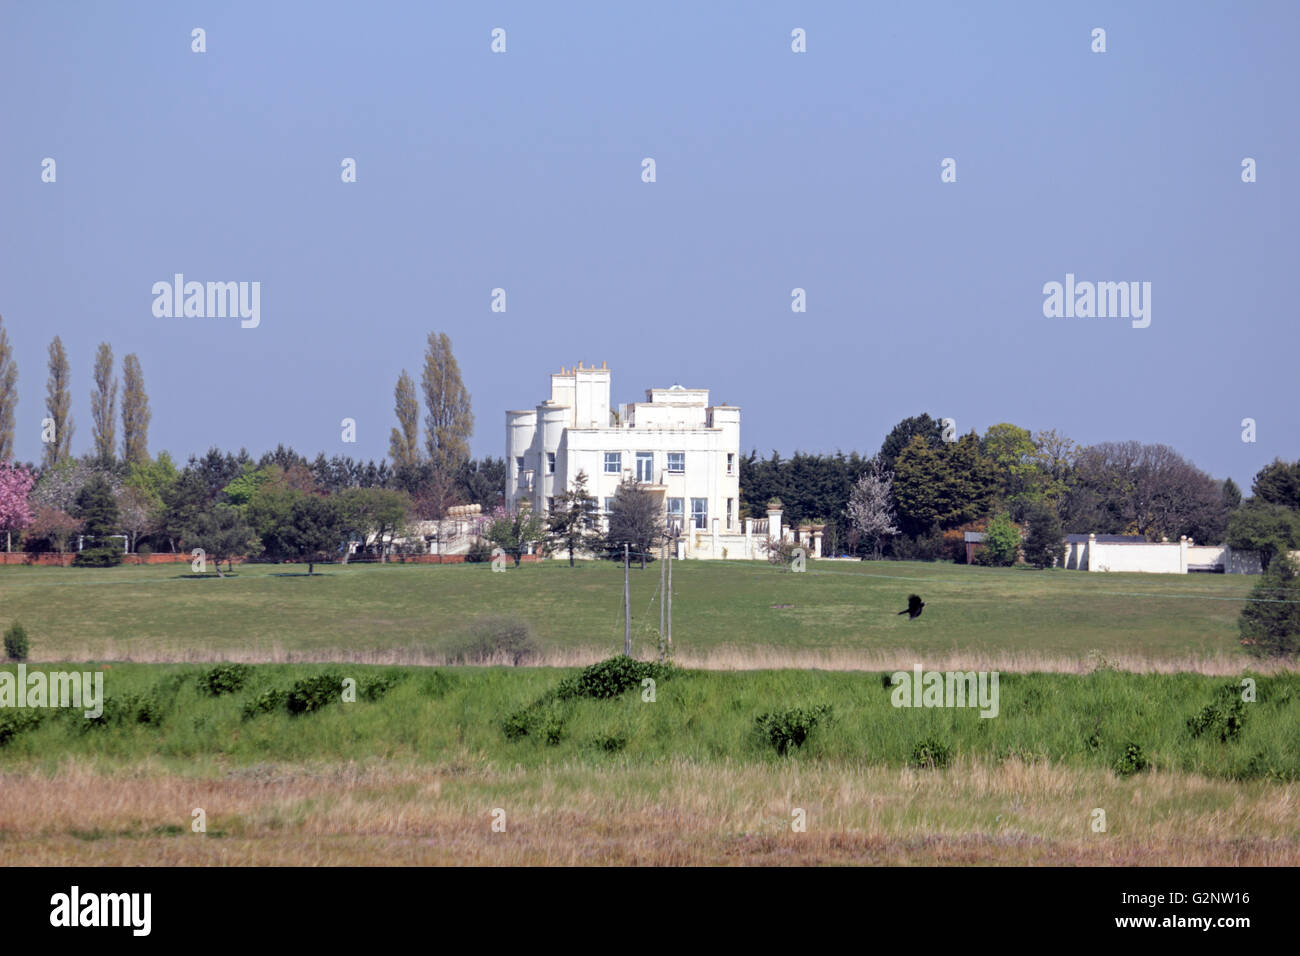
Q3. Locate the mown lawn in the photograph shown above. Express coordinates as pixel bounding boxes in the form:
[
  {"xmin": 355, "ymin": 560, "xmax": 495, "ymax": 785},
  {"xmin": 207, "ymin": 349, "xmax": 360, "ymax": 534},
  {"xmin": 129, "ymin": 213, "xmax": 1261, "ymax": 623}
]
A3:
[{"xmin": 0, "ymin": 559, "xmax": 1262, "ymax": 666}]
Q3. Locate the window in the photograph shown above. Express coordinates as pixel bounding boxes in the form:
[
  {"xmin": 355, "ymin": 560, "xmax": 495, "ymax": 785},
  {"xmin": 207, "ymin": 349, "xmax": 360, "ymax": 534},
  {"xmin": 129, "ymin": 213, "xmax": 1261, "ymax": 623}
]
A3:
[
  {"xmin": 546, "ymin": 452, "xmax": 556, "ymax": 475},
  {"xmin": 604, "ymin": 497, "xmax": 614, "ymax": 515},
  {"xmin": 691, "ymin": 498, "xmax": 708, "ymax": 530},
  {"xmin": 636, "ymin": 451, "xmax": 654, "ymax": 482},
  {"xmin": 667, "ymin": 452, "xmax": 685, "ymax": 474},
  {"xmin": 727, "ymin": 498, "xmax": 733, "ymax": 530},
  {"xmin": 546, "ymin": 496, "xmax": 554, "ymax": 514},
  {"xmin": 515, "ymin": 456, "xmax": 525, "ymax": 472},
  {"xmin": 603, "ymin": 452, "xmax": 621, "ymax": 474},
  {"xmin": 667, "ymin": 498, "xmax": 684, "ymax": 533},
  {"xmin": 727, "ymin": 453, "xmax": 735, "ymax": 476}
]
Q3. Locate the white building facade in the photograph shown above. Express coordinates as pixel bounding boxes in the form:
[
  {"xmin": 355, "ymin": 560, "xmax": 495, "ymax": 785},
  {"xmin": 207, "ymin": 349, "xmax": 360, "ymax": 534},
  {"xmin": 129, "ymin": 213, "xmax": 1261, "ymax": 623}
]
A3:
[{"xmin": 506, "ymin": 363, "xmax": 742, "ymax": 539}]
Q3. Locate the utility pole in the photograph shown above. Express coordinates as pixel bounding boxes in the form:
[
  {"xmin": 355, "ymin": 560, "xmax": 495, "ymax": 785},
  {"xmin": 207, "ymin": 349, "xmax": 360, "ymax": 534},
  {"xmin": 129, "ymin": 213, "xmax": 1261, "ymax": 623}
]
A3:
[
  {"xmin": 623, "ymin": 542, "xmax": 631, "ymax": 656},
  {"xmin": 659, "ymin": 537, "xmax": 666, "ymax": 662},
  {"xmin": 666, "ymin": 529, "xmax": 673, "ymax": 652}
]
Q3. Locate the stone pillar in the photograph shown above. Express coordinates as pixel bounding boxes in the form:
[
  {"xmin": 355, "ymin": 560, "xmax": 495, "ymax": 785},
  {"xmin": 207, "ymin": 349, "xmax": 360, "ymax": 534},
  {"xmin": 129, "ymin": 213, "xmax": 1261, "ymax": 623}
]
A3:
[
  {"xmin": 745, "ymin": 518, "xmax": 754, "ymax": 559},
  {"xmin": 812, "ymin": 530, "xmax": 823, "ymax": 558},
  {"xmin": 1087, "ymin": 533, "xmax": 1097, "ymax": 572},
  {"xmin": 767, "ymin": 504, "xmax": 783, "ymax": 543},
  {"xmin": 1179, "ymin": 535, "xmax": 1189, "ymax": 575}
]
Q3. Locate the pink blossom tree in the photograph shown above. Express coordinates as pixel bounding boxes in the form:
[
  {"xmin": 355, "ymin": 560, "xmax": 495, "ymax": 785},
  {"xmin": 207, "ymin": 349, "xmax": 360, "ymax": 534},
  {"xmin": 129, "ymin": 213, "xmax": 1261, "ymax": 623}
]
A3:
[{"xmin": 0, "ymin": 462, "xmax": 35, "ymax": 552}]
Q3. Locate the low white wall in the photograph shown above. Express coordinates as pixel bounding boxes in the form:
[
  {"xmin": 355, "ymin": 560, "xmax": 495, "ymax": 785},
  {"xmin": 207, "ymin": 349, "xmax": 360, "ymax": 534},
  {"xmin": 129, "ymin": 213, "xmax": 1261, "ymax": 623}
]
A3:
[{"xmin": 1087, "ymin": 541, "xmax": 1182, "ymax": 574}]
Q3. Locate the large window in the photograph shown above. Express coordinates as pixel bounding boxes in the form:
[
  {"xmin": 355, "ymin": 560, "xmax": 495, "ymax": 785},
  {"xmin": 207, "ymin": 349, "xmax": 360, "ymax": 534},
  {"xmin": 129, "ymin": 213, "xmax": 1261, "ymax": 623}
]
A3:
[
  {"xmin": 667, "ymin": 498, "xmax": 684, "ymax": 533},
  {"xmin": 604, "ymin": 497, "xmax": 615, "ymax": 515},
  {"xmin": 691, "ymin": 498, "xmax": 708, "ymax": 530},
  {"xmin": 667, "ymin": 452, "xmax": 685, "ymax": 474},
  {"xmin": 603, "ymin": 452, "xmax": 621, "ymax": 474},
  {"xmin": 727, "ymin": 498, "xmax": 734, "ymax": 530},
  {"xmin": 636, "ymin": 451, "xmax": 654, "ymax": 482},
  {"xmin": 515, "ymin": 456, "xmax": 525, "ymax": 472},
  {"xmin": 727, "ymin": 453, "xmax": 735, "ymax": 476},
  {"xmin": 546, "ymin": 452, "xmax": 556, "ymax": 475}
]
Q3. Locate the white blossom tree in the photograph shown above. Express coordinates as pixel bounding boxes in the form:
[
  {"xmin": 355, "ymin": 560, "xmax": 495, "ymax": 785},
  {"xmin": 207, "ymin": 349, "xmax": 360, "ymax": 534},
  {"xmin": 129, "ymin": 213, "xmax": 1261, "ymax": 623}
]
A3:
[{"xmin": 846, "ymin": 464, "xmax": 898, "ymax": 559}]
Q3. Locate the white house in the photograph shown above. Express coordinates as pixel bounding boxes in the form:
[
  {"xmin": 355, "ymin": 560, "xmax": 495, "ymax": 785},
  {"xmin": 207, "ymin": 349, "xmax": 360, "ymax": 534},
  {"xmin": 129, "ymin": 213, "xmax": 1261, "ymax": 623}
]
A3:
[{"xmin": 506, "ymin": 362, "xmax": 742, "ymax": 540}]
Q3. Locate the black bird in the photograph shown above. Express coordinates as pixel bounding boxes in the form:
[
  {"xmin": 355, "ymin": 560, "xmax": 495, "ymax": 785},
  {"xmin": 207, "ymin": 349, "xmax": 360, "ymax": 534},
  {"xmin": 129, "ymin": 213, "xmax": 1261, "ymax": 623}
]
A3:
[{"xmin": 898, "ymin": 594, "xmax": 925, "ymax": 620}]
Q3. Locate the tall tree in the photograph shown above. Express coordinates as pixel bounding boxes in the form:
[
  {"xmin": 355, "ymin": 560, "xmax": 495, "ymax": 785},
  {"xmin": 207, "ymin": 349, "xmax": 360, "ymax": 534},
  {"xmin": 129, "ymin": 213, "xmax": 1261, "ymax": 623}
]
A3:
[
  {"xmin": 90, "ymin": 342, "xmax": 118, "ymax": 465},
  {"xmin": 0, "ymin": 314, "xmax": 17, "ymax": 462},
  {"xmin": 420, "ymin": 332, "xmax": 473, "ymax": 472},
  {"xmin": 546, "ymin": 470, "xmax": 600, "ymax": 566},
  {"xmin": 0, "ymin": 462, "xmax": 35, "ymax": 552},
  {"xmin": 878, "ymin": 413, "xmax": 945, "ymax": 474},
  {"xmin": 120, "ymin": 353, "xmax": 151, "ymax": 464},
  {"xmin": 389, "ymin": 369, "xmax": 421, "ymax": 469},
  {"xmin": 845, "ymin": 463, "xmax": 897, "ymax": 558},
  {"xmin": 605, "ymin": 476, "xmax": 664, "ymax": 569},
  {"xmin": 1251, "ymin": 459, "xmax": 1300, "ymax": 510},
  {"xmin": 42, "ymin": 336, "xmax": 74, "ymax": 468}
]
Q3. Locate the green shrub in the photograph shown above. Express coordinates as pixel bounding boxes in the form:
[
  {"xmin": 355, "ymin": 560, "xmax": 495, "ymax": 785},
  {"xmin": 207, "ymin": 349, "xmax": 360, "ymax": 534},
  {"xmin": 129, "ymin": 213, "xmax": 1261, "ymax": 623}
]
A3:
[
  {"xmin": 1115, "ymin": 742, "xmax": 1149, "ymax": 776},
  {"xmin": 910, "ymin": 737, "xmax": 952, "ymax": 769},
  {"xmin": 79, "ymin": 693, "xmax": 163, "ymax": 730},
  {"xmin": 1186, "ymin": 684, "xmax": 1248, "ymax": 743},
  {"xmin": 3, "ymin": 622, "xmax": 30, "ymax": 661},
  {"xmin": 975, "ymin": 514, "xmax": 1020, "ymax": 567},
  {"xmin": 0, "ymin": 709, "xmax": 42, "ymax": 746},
  {"xmin": 1238, "ymin": 554, "xmax": 1300, "ymax": 658},
  {"xmin": 755, "ymin": 704, "xmax": 831, "ymax": 755},
  {"xmin": 285, "ymin": 673, "xmax": 344, "ymax": 715},
  {"xmin": 555, "ymin": 656, "xmax": 678, "ymax": 701},
  {"xmin": 358, "ymin": 672, "xmax": 404, "ymax": 702},
  {"xmin": 593, "ymin": 734, "xmax": 627, "ymax": 753},
  {"xmin": 241, "ymin": 688, "xmax": 288, "ymax": 721},
  {"xmin": 73, "ymin": 547, "xmax": 124, "ymax": 568},
  {"xmin": 196, "ymin": 663, "xmax": 251, "ymax": 697},
  {"xmin": 464, "ymin": 538, "xmax": 494, "ymax": 563}
]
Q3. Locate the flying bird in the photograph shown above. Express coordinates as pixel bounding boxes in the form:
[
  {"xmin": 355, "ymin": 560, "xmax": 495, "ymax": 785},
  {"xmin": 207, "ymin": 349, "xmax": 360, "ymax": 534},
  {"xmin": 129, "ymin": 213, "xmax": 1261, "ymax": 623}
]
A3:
[{"xmin": 898, "ymin": 594, "xmax": 925, "ymax": 620}]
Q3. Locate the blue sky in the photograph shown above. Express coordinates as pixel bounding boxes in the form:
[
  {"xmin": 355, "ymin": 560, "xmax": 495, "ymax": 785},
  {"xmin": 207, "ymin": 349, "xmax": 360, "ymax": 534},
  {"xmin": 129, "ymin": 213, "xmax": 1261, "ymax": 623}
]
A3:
[{"xmin": 1, "ymin": 1, "xmax": 1296, "ymax": 487}]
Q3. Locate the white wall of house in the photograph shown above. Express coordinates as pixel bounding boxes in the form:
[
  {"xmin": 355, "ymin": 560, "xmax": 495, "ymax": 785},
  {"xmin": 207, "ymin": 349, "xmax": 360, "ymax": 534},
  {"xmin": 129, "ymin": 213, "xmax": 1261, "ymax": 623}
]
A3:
[{"xmin": 506, "ymin": 363, "xmax": 742, "ymax": 545}]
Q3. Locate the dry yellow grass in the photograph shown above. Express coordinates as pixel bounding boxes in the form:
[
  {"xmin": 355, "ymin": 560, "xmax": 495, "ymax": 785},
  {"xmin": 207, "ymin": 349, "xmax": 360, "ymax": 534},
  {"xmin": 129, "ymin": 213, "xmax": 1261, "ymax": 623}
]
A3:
[
  {"xmin": 2, "ymin": 756, "xmax": 1295, "ymax": 865},
  {"xmin": 33, "ymin": 641, "xmax": 1286, "ymax": 676}
]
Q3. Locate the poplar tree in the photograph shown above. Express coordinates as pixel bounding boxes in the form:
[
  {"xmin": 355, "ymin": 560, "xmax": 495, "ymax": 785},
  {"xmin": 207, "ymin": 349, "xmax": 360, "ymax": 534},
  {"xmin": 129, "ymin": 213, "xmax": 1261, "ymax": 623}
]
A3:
[
  {"xmin": 42, "ymin": 336, "xmax": 74, "ymax": 468},
  {"xmin": 388, "ymin": 369, "xmax": 420, "ymax": 468},
  {"xmin": 420, "ymin": 332, "xmax": 473, "ymax": 473},
  {"xmin": 91, "ymin": 342, "xmax": 118, "ymax": 465},
  {"xmin": 0, "ymin": 315, "xmax": 16, "ymax": 462},
  {"xmin": 120, "ymin": 353, "xmax": 151, "ymax": 464}
]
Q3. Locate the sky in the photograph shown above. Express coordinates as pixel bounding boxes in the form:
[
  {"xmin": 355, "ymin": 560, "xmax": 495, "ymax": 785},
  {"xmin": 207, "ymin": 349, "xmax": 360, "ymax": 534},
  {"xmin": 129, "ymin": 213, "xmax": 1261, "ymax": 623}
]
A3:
[{"xmin": 1, "ymin": 1, "xmax": 1296, "ymax": 488}]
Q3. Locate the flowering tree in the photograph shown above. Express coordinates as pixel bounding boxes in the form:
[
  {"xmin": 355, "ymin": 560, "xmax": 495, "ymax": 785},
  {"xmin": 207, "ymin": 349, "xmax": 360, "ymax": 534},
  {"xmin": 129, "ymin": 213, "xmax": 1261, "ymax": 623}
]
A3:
[
  {"xmin": 0, "ymin": 462, "xmax": 35, "ymax": 551},
  {"xmin": 485, "ymin": 505, "xmax": 545, "ymax": 567},
  {"xmin": 26, "ymin": 505, "xmax": 82, "ymax": 553},
  {"xmin": 845, "ymin": 464, "xmax": 898, "ymax": 559}
]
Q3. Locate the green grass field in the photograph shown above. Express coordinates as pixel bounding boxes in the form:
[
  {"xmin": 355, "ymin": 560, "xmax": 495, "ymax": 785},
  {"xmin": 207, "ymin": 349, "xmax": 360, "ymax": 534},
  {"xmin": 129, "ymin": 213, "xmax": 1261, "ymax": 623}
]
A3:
[
  {"xmin": 2, "ymin": 559, "xmax": 1292, "ymax": 865},
  {"xmin": 1, "ymin": 661, "xmax": 1295, "ymax": 865},
  {"xmin": 0, "ymin": 559, "xmax": 1262, "ymax": 668}
]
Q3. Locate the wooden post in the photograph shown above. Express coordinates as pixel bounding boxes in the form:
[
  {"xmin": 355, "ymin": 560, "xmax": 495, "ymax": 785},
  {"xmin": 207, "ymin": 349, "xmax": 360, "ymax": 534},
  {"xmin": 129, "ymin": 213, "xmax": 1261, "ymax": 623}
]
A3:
[{"xmin": 624, "ymin": 543, "xmax": 631, "ymax": 656}]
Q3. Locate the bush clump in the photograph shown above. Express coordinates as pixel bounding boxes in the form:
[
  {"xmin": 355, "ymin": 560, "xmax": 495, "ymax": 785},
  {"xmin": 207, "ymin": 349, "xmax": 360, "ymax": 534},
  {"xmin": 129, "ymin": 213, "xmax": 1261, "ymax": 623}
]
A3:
[
  {"xmin": 3, "ymin": 622, "xmax": 30, "ymax": 661},
  {"xmin": 1115, "ymin": 742, "xmax": 1149, "ymax": 776},
  {"xmin": 454, "ymin": 616, "xmax": 539, "ymax": 666},
  {"xmin": 1186, "ymin": 684, "xmax": 1248, "ymax": 743},
  {"xmin": 910, "ymin": 737, "xmax": 952, "ymax": 769},
  {"xmin": 196, "ymin": 663, "xmax": 252, "ymax": 697},
  {"xmin": 0, "ymin": 709, "xmax": 42, "ymax": 746},
  {"xmin": 555, "ymin": 656, "xmax": 678, "ymax": 701},
  {"xmin": 358, "ymin": 672, "xmax": 404, "ymax": 702},
  {"xmin": 285, "ymin": 673, "xmax": 345, "ymax": 715},
  {"xmin": 72, "ymin": 547, "xmax": 124, "ymax": 568},
  {"xmin": 755, "ymin": 704, "xmax": 832, "ymax": 755},
  {"xmin": 241, "ymin": 688, "xmax": 288, "ymax": 721}
]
